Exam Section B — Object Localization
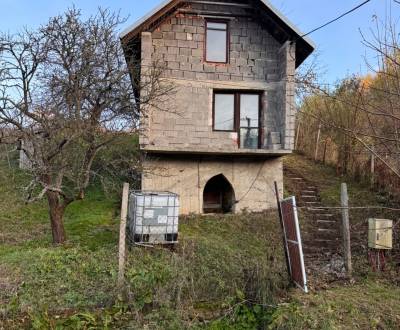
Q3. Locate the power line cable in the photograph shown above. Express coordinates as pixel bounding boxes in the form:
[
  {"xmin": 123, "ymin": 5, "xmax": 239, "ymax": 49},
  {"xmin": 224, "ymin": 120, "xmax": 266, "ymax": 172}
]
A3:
[{"xmin": 301, "ymin": 0, "xmax": 372, "ymax": 38}]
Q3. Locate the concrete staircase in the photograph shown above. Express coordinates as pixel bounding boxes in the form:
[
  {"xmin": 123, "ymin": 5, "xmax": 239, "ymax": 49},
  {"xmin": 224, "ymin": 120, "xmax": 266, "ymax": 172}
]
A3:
[{"xmin": 284, "ymin": 168, "xmax": 342, "ymax": 270}]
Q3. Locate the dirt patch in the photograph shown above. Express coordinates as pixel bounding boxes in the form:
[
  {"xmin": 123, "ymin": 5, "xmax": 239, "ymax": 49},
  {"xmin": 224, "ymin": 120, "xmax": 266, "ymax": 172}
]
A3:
[{"xmin": 0, "ymin": 223, "xmax": 49, "ymax": 245}]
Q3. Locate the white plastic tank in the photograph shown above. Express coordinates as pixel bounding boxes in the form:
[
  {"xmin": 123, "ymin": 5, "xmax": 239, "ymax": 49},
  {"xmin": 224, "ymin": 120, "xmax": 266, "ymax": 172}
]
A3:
[{"xmin": 127, "ymin": 191, "xmax": 179, "ymax": 244}]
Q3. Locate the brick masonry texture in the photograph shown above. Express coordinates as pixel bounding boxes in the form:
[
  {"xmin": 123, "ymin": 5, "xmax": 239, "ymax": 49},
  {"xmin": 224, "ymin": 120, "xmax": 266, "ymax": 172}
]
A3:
[
  {"xmin": 151, "ymin": 15, "xmax": 281, "ymax": 83},
  {"xmin": 139, "ymin": 11, "xmax": 297, "ymax": 152}
]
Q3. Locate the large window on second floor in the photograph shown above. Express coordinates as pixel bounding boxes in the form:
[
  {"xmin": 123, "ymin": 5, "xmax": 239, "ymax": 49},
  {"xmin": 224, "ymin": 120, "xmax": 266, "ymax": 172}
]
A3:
[
  {"xmin": 214, "ymin": 92, "xmax": 235, "ymax": 131},
  {"xmin": 213, "ymin": 91, "xmax": 261, "ymax": 149},
  {"xmin": 205, "ymin": 20, "xmax": 228, "ymax": 63}
]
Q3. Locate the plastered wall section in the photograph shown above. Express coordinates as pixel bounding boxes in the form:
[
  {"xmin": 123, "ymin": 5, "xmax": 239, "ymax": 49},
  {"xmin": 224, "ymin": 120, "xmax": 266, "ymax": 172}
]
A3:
[{"xmin": 142, "ymin": 156, "xmax": 283, "ymax": 214}]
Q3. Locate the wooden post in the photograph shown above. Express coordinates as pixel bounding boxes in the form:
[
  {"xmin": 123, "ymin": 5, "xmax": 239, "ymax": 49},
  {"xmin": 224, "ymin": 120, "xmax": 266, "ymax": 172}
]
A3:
[
  {"xmin": 118, "ymin": 182, "xmax": 130, "ymax": 288},
  {"xmin": 340, "ymin": 183, "xmax": 352, "ymax": 276},
  {"xmin": 314, "ymin": 123, "xmax": 321, "ymax": 162},
  {"xmin": 322, "ymin": 138, "xmax": 328, "ymax": 164},
  {"xmin": 274, "ymin": 181, "xmax": 292, "ymax": 280},
  {"xmin": 294, "ymin": 120, "xmax": 301, "ymax": 151},
  {"xmin": 370, "ymin": 151, "xmax": 375, "ymax": 188},
  {"xmin": 4, "ymin": 144, "xmax": 11, "ymax": 169}
]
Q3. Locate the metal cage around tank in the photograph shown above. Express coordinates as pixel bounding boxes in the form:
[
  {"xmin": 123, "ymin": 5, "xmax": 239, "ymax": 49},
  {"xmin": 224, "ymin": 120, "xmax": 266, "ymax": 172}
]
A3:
[{"xmin": 127, "ymin": 191, "xmax": 180, "ymax": 245}]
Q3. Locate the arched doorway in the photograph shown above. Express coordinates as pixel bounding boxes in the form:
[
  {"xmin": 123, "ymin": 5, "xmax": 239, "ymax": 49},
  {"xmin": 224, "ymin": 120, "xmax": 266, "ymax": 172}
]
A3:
[{"xmin": 203, "ymin": 174, "xmax": 235, "ymax": 214}]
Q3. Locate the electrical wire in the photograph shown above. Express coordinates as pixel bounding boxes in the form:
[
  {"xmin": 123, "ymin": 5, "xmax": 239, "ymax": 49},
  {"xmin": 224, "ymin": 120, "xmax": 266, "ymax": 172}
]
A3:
[
  {"xmin": 301, "ymin": 0, "xmax": 373, "ymax": 38},
  {"xmin": 235, "ymin": 162, "xmax": 265, "ymax": 203}
]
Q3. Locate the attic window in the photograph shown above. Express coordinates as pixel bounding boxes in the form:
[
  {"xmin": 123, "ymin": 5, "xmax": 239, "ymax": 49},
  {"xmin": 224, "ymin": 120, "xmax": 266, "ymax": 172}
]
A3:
[{"xmin": 205, "ymin": 20, "xmax": 228, "ymax": 63}]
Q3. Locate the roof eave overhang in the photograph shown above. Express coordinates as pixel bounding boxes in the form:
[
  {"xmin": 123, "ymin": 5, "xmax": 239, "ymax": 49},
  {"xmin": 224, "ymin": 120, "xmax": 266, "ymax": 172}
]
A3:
[{"xmin": 120, "ymin": 0, "xmax": 180, "ymax": 42}]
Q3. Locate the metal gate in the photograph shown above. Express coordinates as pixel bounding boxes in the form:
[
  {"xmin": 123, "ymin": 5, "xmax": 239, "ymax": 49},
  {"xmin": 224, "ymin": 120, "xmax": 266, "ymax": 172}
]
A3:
[{"xmin": 280, "ymin": 197, "xmax": 308, "ymax": 293}]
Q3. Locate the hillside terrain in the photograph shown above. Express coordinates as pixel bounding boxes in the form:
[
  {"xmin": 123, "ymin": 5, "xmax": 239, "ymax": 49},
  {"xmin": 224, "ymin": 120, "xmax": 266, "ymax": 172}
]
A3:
[{"xmin": 0, "ymin": 154, "xmax": 399, "ymax": 329}]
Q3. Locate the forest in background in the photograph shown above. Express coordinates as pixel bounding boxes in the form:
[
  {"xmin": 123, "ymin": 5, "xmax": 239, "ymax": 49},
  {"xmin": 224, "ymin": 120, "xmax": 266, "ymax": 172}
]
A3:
[{"xmin": 296, "ymin": 17, "xmax": 400, "ymax": 201}]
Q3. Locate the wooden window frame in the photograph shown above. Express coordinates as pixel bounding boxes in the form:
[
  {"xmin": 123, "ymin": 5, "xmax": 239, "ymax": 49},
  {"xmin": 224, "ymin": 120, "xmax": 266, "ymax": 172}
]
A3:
[
  {"xmin": 212, "ymin": 90, "xmax": 236, "ymax": 132},
  {"xmin": 204, "ymin": 19, "xmax": 230, "ymax": 64},
  {"xmin": 212, "ymin": 90, "xmax": 263, "ymax": 149}
]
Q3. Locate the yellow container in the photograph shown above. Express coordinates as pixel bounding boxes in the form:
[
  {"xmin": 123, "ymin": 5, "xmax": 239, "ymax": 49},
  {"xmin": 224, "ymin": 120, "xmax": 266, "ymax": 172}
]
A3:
[{"xmin": 368, "ymin": 219, "xmax": 393, "ymax": 250}]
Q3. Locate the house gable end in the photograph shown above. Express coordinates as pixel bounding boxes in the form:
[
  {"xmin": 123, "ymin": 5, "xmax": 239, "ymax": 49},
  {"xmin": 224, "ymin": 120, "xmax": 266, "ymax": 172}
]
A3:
[{"xmin": 120, "ymin": 0, "xmax": 314, "ymax": 67}]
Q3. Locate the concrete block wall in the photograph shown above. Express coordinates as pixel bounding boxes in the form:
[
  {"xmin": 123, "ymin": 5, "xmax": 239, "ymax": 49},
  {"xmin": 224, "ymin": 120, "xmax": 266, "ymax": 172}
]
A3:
[
  {"xmin": 142, "ymin": 155, "xmax": 283, "ymax": 214},
  {"xmin": 146, "ymin": 81, "xmax": 242, "ymax": 152},
  {"xmin": 278, "ymin": 41, "xmax": 296, "ymax": 150},
  {"xmin": 151, "ymin": 12, "xmax": 281, "ymax": 82},
  {"xmin": 139, "ymin": 6, "xmax": 295, "ymax": 152}
]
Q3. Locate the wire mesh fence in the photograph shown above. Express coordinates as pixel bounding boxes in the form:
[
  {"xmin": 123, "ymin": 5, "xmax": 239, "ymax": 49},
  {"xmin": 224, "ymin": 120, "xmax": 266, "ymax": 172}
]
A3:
[{"xmin": 284, "ymin": 166, "xmax": 400, "ymax": 283}]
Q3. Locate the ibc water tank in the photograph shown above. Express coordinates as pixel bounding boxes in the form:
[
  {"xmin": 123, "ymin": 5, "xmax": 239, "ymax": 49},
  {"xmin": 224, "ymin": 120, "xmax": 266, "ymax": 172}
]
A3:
[{"xmin": 127, "ymin": 191, "xmax": 179, "ymax": 244}]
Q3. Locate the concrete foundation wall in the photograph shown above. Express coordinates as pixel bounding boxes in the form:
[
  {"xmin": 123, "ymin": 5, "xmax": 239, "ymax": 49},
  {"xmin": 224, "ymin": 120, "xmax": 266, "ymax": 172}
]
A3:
[{"xmin": 142, "ymin": 156, "xmax": 283, "ymax": 214}]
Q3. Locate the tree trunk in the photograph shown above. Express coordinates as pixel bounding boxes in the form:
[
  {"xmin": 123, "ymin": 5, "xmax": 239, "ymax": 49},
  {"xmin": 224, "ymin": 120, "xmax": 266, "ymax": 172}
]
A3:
[{"xmin": 46, "ymin": 191, "xmax": 67, "ymax": 244}]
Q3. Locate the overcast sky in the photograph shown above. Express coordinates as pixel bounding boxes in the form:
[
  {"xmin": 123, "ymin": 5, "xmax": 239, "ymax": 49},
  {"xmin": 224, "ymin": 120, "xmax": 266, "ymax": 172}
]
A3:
[{"xmin": 0, "ymin": 0, "xmax": 397, "ymax": 84}]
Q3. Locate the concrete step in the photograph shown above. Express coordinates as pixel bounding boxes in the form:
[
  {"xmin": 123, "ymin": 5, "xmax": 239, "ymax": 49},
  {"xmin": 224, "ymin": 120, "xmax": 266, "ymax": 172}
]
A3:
[
  {"xmin": 315, "ymin": 234, "xmax": 341, "ymax": 241},
  {"xmin": 305, "ymin": 201, "xmax": 321, "ymax": 206},
  {"xmin": 317, "ymin": 219, "xmax": 337, "ymax": 224},
  {"xmin": 302, "ymin": 190, "xmax": 317, "ymax": 194},
  {"xmin": 303, "ymin": 235, "xmax": 339, "ymax": 243},
  {"xmin": 317, "ymin": 228, "xmax": 340, "ymax": 234},
  {"xmin": 317, "ymin": 223, "xmax": 339, "ymax": 230},
  {"xmin": 317, "ymin": 221, "xmax": 338, "ymax": 228},
  {"xmin": 314, "ymin": 213, "xmax": 334, "ymax": 218},
  {"xmin": 313, "ymin": 238, "xmax": 339, "ymax": 245},
  {"xmin": 314, "ymin": 237, "xmax": 340, "ymax": 245},
  {"xmin": 303, "ymin": 247, "xmax": 335, "ymax": 255}
]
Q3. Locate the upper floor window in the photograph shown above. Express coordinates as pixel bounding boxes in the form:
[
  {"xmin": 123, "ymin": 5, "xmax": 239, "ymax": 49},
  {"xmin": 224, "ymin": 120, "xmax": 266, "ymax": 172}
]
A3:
[
  {"xmin": 205, "ymin": 20, "xmax": 228, "ymax": 63},
  {"xmin": 213, "ymin": 91, "xmax": 261, "ymax": 149},
  {"xmin": 214, "ymin": 92, "xmax": 235, "ymax": 131}
]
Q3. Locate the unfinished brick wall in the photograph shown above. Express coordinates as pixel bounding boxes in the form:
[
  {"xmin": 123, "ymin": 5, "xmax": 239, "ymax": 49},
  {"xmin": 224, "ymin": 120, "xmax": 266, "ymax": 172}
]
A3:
[
  {"xmin": 278, "ymin": 41, "xmax": 297, "ymax": 150},
  {"xmin": 139, "ymin": 12, "xmax": 295, "ymax": 152},
  {"xmin": 151, "ymin": 14, "xmax": 281, "ymax": 82}
]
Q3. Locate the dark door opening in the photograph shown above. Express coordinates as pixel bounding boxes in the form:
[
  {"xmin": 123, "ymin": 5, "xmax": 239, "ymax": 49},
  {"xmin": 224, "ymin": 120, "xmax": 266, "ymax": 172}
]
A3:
[{"xmin": 203, "ymin": 174, "xmax": 235, "ymax": 214}]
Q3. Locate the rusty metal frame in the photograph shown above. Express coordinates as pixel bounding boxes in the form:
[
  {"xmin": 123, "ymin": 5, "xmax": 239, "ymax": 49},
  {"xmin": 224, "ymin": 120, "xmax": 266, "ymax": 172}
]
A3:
[{"xmin": 280, "ymin": 196, "xmax": 308, "ymax": 293}]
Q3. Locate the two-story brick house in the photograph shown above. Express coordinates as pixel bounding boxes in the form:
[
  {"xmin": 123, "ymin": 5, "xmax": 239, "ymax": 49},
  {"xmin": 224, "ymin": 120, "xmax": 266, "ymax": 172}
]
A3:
[{"xmin": 120, "ymin": 0, "xmax": 314, "ymax": 214}]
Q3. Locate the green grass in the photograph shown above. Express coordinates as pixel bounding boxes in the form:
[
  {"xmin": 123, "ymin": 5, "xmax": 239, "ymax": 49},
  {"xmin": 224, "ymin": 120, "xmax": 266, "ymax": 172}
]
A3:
[
  {"xmin": 1, "ymin": 156, "xmax": 400, "ymax": 329},
  {"xmin": 0, "ymin": 162, "xmax": 120, "ymax": 327},
  {"xmin": 0, "ymin": 161, "xmax": 288, "ymax": 329},
  {"xmin": 268, "ymin": 279, "xmax": 400, "ymax": 329},
  {"xmin": 284, "ymin": 153, "xmax": 380, "ymax": 206}
]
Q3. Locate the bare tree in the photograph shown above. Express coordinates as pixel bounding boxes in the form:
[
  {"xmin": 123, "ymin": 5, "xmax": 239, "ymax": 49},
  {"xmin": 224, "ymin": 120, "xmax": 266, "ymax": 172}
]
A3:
[
  {"xmin": 296, "ymin": 12, "xmax": 400, "ymax": 197},
  {"xmin": 0, "ymin": 8, "xmax": 172, "ymax": 244}
]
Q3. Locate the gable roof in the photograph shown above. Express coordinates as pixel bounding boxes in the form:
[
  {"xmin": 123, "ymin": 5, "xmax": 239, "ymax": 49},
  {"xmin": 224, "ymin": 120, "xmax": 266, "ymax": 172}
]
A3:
[{"xmin": 120, "ymin": 0, "xmax": 315, "ymax": 67}]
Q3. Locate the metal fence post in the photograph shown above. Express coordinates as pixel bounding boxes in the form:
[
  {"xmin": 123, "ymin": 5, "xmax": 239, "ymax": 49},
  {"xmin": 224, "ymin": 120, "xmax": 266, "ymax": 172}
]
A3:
[{"xmin": 341, "ymin": 183, "xmax": 352, "ymax": 277}]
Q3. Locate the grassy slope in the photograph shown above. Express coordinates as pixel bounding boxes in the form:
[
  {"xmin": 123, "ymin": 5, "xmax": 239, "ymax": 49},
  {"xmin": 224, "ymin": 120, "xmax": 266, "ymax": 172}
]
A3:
[
  {"xmin": 0, "ymin": 165, "xmax": 119, "ymax": 320},
  {"xmin": 0, "ymin": 155, "xmax": 399, "ymax": 329},
  {"xmin": 269, "ymin": 279, "xmax": 400, "ymax": 329},
  {"xmin": 0, "ymin": 162, "xmax": 287, "ymax": 329},
  {"xmin": 279, "ymin": 154, "xmax": 400, "ymax": 329},
  {"xmin": 284, "ymin": 153, "xmax": 380, "ymax": 206}
]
